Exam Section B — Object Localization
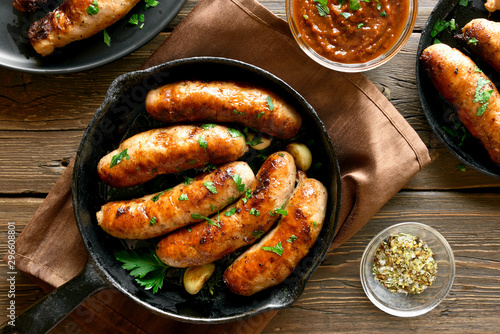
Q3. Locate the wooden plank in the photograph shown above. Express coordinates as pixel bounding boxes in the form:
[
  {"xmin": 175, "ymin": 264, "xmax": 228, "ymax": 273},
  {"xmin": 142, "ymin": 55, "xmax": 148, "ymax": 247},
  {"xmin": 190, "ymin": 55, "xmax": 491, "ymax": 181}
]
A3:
[{"xmin": 1, "ymin": 190, "xmax": 499, "ymax": 332}]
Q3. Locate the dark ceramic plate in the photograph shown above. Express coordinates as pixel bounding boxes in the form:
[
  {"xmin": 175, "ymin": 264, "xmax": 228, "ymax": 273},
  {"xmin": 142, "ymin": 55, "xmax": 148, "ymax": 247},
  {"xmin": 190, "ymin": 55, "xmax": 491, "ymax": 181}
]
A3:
[
  {"xmin": 416, "ymin": 0, "xmax": 500, "ymax": 178},
  {"xmin": 71, "ymin": 57, "xmax": 341, "ymax": 323},
  {"xmin": 0, "ymin": 0, "xmax": 186, "ymax": 74}
]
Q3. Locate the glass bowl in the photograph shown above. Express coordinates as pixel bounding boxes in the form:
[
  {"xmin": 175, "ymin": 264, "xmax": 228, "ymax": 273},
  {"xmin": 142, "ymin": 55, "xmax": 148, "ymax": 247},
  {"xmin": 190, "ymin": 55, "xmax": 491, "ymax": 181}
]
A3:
[
  {"xmin": 286, "ymin": 0, "xmax": 418, "ymax": 72},
  {"xmin": 360, "ymin": 222, "xmax": 455, "ymax": 317}
]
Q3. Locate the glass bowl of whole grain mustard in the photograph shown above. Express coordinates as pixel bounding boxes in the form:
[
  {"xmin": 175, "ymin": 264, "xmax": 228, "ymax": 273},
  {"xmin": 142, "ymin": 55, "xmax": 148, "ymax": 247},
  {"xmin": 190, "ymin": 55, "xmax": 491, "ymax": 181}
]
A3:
[
  {"xmin": 360, "ymin": 222, "xmax": 455, "ymax": 317},
  {"xmin": 286, "ymin": 0, "xmax": 417, "ymax": 72}
]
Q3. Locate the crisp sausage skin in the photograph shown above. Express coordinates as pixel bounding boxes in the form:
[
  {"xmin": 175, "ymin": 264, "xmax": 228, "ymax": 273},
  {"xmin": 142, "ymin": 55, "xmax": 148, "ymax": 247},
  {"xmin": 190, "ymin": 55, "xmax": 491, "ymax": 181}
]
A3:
[
  {"xmin": 13, "ymin": 0, "xmax": 47, "ymax": 12},
  {"xmin": 145, "ymin": 81, "xmax": 302, "ymax": 140},
  {"xmin": 461, "ymin": 19, "xmax": 500, "ymax": 73},
  {"xmin": 97, "ymin": 125, "xmax": 249, "ymax": 188},
  {"xmin": 155, "ymin": 151, "xmax": 297, "ymax": 268},
  {"xmin": 223, "ymin": 171, "xmax": 327, "ymax": 296},
  {"xmin": 420, "ymin": 44, "xmax": 500, "ymax": 164},
  {"xmin": 96, "ymin": 162, "xmax": 256, "ymax": 239},
  {"xmin": 28, "ymin": 0, "xmax": 140, "ymax": 56}
]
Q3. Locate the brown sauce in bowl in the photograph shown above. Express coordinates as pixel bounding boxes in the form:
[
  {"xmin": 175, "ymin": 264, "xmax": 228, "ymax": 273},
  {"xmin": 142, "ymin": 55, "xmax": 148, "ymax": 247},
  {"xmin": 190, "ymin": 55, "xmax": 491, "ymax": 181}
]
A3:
[{"xmin": 292, "ymin": 0, "xmax": 409, "ymax": 63}]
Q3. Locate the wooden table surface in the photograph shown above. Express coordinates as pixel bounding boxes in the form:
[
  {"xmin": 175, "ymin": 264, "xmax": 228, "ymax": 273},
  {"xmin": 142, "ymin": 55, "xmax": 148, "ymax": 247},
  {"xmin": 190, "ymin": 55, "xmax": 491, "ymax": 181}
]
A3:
[{"xmin": 1, "ymin": 0, "xmax": 500, "ymax": 333}]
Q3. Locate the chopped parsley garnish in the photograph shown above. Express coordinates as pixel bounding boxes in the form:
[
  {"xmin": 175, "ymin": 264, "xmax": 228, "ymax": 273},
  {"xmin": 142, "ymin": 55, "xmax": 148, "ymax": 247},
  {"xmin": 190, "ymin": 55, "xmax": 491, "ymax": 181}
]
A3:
[
  {"xmin": 103, "ymin": 29, "xmax": 111, "ymax": 46},
  {"xmin": 249, "ymin": 208, "xmax": 261, "ymax": 216},
  {"xmin": 183, "ymin": 175, "xmax": 194, "ymax": 185},
  {"xmin": 313, "ymin": 221, "xmax": 318, "ymax": 227},
  {"xmin": 246, "ymin": 135, "xmax": 263, "ymax": 146},
  {"xmin": 86, "ymin": 0, "xmax": 99, "ymax": 15},
  {"xmin": 459, "ymin": 0, "xmax": 468, "ymax": 6},
  {"xmin": 110, "ymin": 148, "xmax": 129, "ymax": 167},
  {"xmin": 233, "ymin": 110, "xmax": 245, "ymax": 115},
  {"xmin": 456, "ymin": 164, "xmax": 466, "ymax": 172},
  {"xmin": 449, "ymin": 18, "xmax": 456, "ymax": 31},
  {"xmin": 191, "ymin": 213, "xmax": 220, "ymax": 228},
  {"xmin": 232, "ymin": 174, "xmax": 245, "ymax": 192},
  {"xmin": 287, "ymin": 235, "xmax": 297, "ymax": 243},
  {"xmin": 349, "ymin": 0, "xmax": 361, "ymax": 10},
  {"xmin": 380, "ymin": 11, "xmax": 387, "ymax": 17},
  {"xmin": 275, "ymin": 203, "xmax": 288, "ymax": 216},
  {"xmin": 115, "ymin": 249, "xmax": 168, "ymax": 294},
  {"xmin": 151, "ymin": 191, "xmax": 164, "ymax": 202},
  {"xmin": 242, "ymin": 188, "xmax": 252, "ymax": 204},
  {"xmin": 203, "ymin": 162, "xmax": 217, "ymax": 172},
  {"xmin": 129, "ymin": 14, "xmax": 145, "ymax": 28},
  {"xmin": 467, "ymin": 37, "xmax": 478, "ymax": 45},
  {"xmin": 340, "ymin": 12, "xmax": 351, "ymax": 19},
  {"xmin": 228, "ymin": 128, "xmax": 243, "ymax": 138},
  {"xmin": 266, "ymin": 96, "xmax": 274, "ymax": 111},
  {"xmin": 198, "ymin": 135, "xmax": 208, "ymax": 151},
  {"xmin": 252, "ymin": 230, "xmax": 265, "ymax": 239},
  {"xmin": 145, "ymin": 0, "xmax": 160, "ymax": 9},
  {"xmin": 474, "ymin": 78, "xmax": 493, "ymax": 116},
  {"xmin": 224, "ymin": 207, "xmax": 237, "ymax": 216},
  {"xmin": 149, "ymin": 217, "xmax": 157, "ymax": 225},
  {"xmin": 303, "ymin": 14, "xmax": 309, "ymax": 19},
  {"xmin": 210, "ymin": 204, "xmax": 216, "ymax": 211},
  {"xmin": 257, "ymin": 111, "xmax": 265, "ymax": 119},
  {"xmin": 313, "ymin": 0, "xmax": 329, "ymax": 16},
  {"xmin": 358, "ymin": 23, "xmax": 365, "ymax": 28},
  {"xmin": 474, "ymin": 66, "xmax": 483, "ymax": 73},
  {"xmin": 431, "ymin": 18, "xmax": 449, "ymax": 38},
  {"xmin": 178, "ymin": 193, "xmax": 189, "ymax": 201},
  {"xmin": 201, "ymin": 123, "xmax": 217, "ymax": 130},
  {"xmin": 204, "ymin": 181, "xmax": 218, "ymax": 194},
  {"xmin": 261, "ymin": 242, "xmax": 284, "ymax": 256}
]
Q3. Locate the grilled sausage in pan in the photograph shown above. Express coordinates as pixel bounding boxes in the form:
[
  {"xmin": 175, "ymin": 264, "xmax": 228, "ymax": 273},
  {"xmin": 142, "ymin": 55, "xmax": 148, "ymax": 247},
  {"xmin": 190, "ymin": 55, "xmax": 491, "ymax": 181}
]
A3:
[
  {"xmin": 223, "ymin": 171, "xmax": 327, "ymax": 296},
  {"xmin": 155, "ymin": 151, "xmax": 297, "ymax": 268},
  {"xmin": 420, "ymin": 43, "xmax": 500, "ymax": 164},
  {"xmin": 97, "ymin": 124, "xmax": 249, "ymax": 188},
  {"xmin": 459, "ymin": 19, "xmax": 500, "ymax": 73},
  {"xmin": 145, "ymin": 80, "xmax": 302, "ymax": 139},
  {"xmin": 96, "ymin": 161, "xmax": 256, "ymax": 239}
]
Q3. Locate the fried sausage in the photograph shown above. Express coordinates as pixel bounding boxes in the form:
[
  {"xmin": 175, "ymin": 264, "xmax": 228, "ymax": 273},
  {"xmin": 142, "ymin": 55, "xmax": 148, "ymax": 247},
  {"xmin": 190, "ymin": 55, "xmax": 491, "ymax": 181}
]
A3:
[
  {"xmin": 13, "ymin": 0, "xmax": 47, "ymax": 12},
  {"xmin": 145, "ymin": 81, "xmax": 302, "ymax": 140},
  {"xmin": 223, "ymin": 171, "xmax": 327, "ymax": 296},
  {"xmin": 420, "ymin": 43, "xmax": 500, "ymax": 164},
  {"xmin": 97, "ymin": 124, "xmax": 248, "ymax": 188},
  {"xmin": 96, "ymin": 161, "xmax": 256, "ymax": 239},
  {"xmin": 460, "ymin": 19, "xmax": 500, "ymax": 73},
  {"xmin": 28, "ymin": 0, "xmax": 140, "ymax": 56},
  {"xmin": 156, "ymin": 151, "xmax": 297, "ymax": 268}
]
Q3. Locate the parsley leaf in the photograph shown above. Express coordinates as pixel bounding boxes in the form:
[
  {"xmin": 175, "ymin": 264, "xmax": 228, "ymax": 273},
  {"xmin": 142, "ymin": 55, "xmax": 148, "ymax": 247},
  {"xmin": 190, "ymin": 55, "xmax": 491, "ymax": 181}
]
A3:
[
  {"xmin": 233, "ymin": 110, "xmax": 245, "ymax": 115},
  {"xmin": 261, "ymin": 241, "xmax": 284, "ymax": 256},
  {"xmin": 340, "ymin": 12, "xmax": 351, "ymax": 19},
  {"xmin": 183, "ymin": 175, "xmax": 194, "ymax": 185},
  {"xmin": 224, "ymin": 207, "xmax": 237, "ymax": 216},
  {"xmin": 274, "ymin": 203, "xmax": 288, "ymax": 216},
  {"xmin": 145, "ymin": 0, "xmax": 159, "ymax": 9},
  {"xmin": 115, "ymin": 249, "xmax": 168, "ymax": 294},
  {"xmin": 103, "ymin": 29, "xmax": 111, "ymax": 46},
  {"xmin": 228, "ymin": 128, "xmax": 243, "ymax": 138},
  {"xmin": 252, "ymin": 230, "xmax": 265, "ymax": 238},
  {"xmin": 257, "ymin": 111, "xmax": 265, "ymax": 119},
  {"xmin": 232, "ymin": 174, "xmax": 245, "ymax": 192},
  {"xmin": 287, "ymin": 235, "xmax": 298, "ymax": 243},
  {"xmin": 204, "ymin": 181, "xmax": 218, "ymax": 194},
  {"xmin": 191, "ymin": 213, "xmax": 220, "ymax": 228},
  {"xmin": 349, "ymin": 0, "xmax": 361, "ymax": 10},
  {"xmin": 456, "ymin": 164, "xmax": 466, "ymax": 172},
  {"xmin": 198, "ymin": 135, "xmax": 208, "ymax": 151},
  {"xmin": 313, "ymin": 0, "xmax": 330, "ymax": 16},
  {"xmin": 201, "ymin": 123, "xmax": 217, "ymax": 130},
  {"xmin": 459, "ymin": 0, "xmax": 468, "ymax": 6},
  {"xmin": 431, "ymin": 18, "xmax": 449, "ymax": 37},
  {"xmin": 86, "ymin": 0, "xmax": 99, "ymax": 15},
  {"xmin": 468, "ymin": 37, "xmax": 478, "ymax": 45},
  {"xmin": 110, "ymin": 149, "xmax": 129, "ymax": 167},
  {"xmin": 266, "ymin": 96, "xmax": 274, "ymax": 111},
  {"xmin": 149, "ymin": 217, "xmax": 157, "ymax": 225},
  {"xmin": 249, "ymin": 208, "xmax": 261, "ymax": 216},
  {"xmin": 178, "ymin": 193, "xmax": 189, "ymax": 201}
]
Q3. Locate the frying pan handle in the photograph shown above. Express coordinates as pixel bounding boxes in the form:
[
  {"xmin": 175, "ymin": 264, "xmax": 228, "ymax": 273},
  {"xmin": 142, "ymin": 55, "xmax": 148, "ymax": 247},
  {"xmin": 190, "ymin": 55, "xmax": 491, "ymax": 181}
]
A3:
[{"xmin": 0, "ymin": 257, "xmax": 108, "ymax": 334}]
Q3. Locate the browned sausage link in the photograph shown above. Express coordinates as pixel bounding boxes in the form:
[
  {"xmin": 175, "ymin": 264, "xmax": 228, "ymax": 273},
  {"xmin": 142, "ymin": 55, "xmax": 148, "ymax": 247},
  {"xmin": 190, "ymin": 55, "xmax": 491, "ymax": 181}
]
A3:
[
  {"xmin": 156, "ymin": 151, "xmax": 297, "ymax": 268},
  {"xmin": 420, "ymin": 44, "xmax": 500, "ymax": 164},
  {"xmin": 223, "ymin": 171, "xmax": 327, "ymax": 296},
  {"xmin": 461, "ymin": 19, "xmax": 500, "ymax": 73},
  {"xmin": 97, "ymin": 124, "xmax": 249, "ymax": 188},
  {"xmin": 13, "ymin": 0, "xmax": 47, "ymax": 12},
  {"xmin": 28, "ymin": 0, "xmax": 141, "ymax": 56},
  {"xmin": 145, "ymin": 81, "xmax": 302, "ymax": 140},
  {"xmin": 96, "ymin": 161, "xmax": 256, "ymax": 239}
]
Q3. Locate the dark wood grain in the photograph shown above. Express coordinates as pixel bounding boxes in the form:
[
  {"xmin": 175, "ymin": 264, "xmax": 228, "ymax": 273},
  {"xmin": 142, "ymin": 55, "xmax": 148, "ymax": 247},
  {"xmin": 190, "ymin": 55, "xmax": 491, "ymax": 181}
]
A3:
[{"xmin": 1, "ymin": 0, "xmax": 499, "ymax": 333}]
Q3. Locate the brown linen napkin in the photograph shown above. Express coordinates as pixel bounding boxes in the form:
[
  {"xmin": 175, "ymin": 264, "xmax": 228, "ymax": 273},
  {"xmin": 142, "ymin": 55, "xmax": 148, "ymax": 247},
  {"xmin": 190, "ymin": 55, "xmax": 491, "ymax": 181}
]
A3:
[{"xmin": 6, "ymin": 0, "xmax": 431, "ymax": 332}]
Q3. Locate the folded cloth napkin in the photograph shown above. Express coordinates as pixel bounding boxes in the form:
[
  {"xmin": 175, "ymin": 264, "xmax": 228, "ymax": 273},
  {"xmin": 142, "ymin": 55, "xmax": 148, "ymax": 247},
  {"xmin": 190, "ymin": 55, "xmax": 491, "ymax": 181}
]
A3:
[{"xmin": 6, "ymin": 0, "xmax": 431, "ymax": 332}]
